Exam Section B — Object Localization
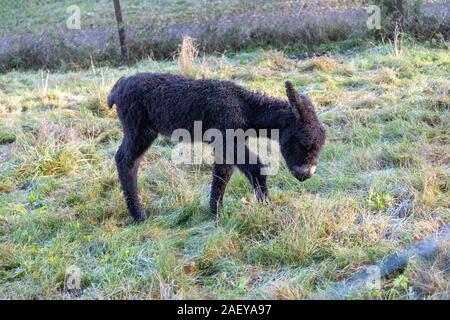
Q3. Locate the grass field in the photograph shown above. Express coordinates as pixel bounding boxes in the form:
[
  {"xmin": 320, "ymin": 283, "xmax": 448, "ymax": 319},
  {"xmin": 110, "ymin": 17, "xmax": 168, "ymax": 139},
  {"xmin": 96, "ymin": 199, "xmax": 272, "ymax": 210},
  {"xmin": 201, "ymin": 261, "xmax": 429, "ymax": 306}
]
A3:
[
  {"xmin": 0, "ymin": 0, "xmax": 370, "ymax": 72},
  {"xmin": 0, "ymin": 39, "xmax": 449, "ymax": 299},
  {"xmin": 1, "ymin": 0, "xmax": 447, "ymax": 72},
  {"xmin": 0, "ymin": 0, "xmax": 356, "ymax": 35}
]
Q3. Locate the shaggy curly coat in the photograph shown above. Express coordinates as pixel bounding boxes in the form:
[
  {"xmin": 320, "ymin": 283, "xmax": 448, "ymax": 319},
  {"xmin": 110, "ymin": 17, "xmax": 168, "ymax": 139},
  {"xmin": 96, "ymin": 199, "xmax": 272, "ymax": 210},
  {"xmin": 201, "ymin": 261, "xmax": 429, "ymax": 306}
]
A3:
[{"xmin": 108, "ymin": 73, "xmax": 325, "ymax": 221}]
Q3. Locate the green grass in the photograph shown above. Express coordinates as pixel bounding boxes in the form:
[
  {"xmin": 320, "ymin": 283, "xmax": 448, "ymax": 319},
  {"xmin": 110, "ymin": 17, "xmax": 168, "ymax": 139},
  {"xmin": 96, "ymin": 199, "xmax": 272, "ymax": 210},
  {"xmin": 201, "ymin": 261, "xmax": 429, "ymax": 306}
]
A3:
[
  {"xmin": 0, "ymin": 0, "xmax": 302, "ymax": 36},
  {"xmin": 2, "ymin": 0, "xmax": 447, "ymax": 73},
  {"xmin": 0, "ymin": 41, "xmax": 449, "ymax": 299}
]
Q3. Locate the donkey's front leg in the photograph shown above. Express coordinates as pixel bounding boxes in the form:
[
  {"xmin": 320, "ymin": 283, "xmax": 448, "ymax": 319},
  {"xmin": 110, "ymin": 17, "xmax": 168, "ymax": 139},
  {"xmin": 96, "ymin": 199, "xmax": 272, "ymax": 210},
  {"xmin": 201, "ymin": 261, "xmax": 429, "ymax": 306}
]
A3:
[{"xmin": 210, "ymin": 164, "xmax": 234, "ymax": 215}]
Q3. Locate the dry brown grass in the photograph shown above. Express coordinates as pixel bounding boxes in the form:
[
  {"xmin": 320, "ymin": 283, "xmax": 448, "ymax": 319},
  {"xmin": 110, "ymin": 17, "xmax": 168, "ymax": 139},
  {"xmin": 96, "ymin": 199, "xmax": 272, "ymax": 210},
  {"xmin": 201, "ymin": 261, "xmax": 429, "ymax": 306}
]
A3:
[
  {"xmin": 369, "ymin": 66, "xmax": 401, "ymax": 85},
  {"xmin": 178, "ymin": 36, "xmax": 198, "ymax": 77},
  {"xmin": 302, "ymin": 56, "xmax": 338, "ymax": 73},
  {"xmin": 388, "ymin": 23, "xmax": 404, "ymax": 57}
]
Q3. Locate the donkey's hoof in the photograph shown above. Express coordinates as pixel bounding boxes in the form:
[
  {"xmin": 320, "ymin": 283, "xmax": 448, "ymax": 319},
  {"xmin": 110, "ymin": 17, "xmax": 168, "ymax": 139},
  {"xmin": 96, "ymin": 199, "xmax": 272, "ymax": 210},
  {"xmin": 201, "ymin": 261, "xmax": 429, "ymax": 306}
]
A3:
[{"xmin": 132, "ymin": 211, "xmax": 147, "ymax": 223}]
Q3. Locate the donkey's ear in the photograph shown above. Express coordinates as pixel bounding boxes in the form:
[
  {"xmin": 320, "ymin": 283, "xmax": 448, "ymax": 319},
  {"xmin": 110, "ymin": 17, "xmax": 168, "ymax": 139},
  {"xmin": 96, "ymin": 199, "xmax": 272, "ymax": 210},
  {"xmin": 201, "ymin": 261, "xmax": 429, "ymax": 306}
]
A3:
[
  {"xmin": 285, "ymin": 81, "xmax": 300, "ymax": 107},
  {"xmin": 285, "ymin": 81, "xmax": 314, "ymax": 122}
]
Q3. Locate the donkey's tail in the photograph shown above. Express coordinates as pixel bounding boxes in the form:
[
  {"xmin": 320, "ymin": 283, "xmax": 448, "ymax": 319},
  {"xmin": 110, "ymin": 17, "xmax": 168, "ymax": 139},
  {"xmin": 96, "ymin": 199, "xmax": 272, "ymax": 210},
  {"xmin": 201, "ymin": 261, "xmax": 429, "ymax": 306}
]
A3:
[{"xmin": 107, "ymin": 76, "xmax": 126, "ymax": 109}]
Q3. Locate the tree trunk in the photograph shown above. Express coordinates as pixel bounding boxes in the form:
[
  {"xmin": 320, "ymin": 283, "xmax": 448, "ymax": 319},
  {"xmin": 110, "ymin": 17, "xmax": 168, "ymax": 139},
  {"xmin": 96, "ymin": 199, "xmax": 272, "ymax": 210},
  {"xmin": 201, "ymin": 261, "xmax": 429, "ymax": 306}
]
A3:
[
  {"xmin": 312, "ymin": 223, "xmax": 450, "ymax": 299},
  {"xmin": 113, "ymin": 0, "xmax": 128, "ymax": 61}
]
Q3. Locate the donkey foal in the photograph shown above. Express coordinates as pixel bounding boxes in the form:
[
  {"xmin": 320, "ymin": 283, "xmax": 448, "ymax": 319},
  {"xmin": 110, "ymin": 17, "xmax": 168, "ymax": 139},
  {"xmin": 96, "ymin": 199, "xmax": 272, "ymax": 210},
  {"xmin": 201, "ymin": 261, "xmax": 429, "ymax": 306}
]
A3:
[{"xmin": 108, "ymin": 73, "xmax": 325, "ymax": 222}]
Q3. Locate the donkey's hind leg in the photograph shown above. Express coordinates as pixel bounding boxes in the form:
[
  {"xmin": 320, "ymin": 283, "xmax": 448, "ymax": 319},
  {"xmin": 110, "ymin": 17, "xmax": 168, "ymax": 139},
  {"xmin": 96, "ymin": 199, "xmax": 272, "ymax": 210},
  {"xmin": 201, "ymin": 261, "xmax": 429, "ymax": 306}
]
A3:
[{"xmin": 115, "ymin": 129, "xmax": 157, "ymax": 222}]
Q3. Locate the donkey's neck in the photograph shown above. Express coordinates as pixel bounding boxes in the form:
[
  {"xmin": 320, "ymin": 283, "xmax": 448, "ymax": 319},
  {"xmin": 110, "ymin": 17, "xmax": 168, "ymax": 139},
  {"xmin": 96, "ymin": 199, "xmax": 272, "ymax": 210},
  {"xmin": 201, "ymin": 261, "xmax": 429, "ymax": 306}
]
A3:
[{"xmin": 241, "ymin": 91, "xmax": 296, "ymax": 131}]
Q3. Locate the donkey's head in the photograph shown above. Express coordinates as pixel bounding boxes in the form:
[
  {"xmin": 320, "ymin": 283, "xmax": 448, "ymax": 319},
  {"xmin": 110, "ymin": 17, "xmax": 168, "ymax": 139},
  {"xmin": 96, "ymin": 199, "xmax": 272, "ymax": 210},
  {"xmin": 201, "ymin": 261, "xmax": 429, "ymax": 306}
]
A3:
[{"xmin": 280, "ymin": 81, "xmax": 326, "ymax": 182}]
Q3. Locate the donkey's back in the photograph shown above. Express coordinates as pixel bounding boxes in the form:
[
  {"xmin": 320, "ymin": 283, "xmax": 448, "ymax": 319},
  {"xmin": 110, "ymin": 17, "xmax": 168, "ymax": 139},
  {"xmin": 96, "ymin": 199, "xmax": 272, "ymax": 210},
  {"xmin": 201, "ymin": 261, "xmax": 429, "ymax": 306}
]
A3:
[{"xmin": 108, "ymin": 73, "xmax": 249, "ymax": 135}]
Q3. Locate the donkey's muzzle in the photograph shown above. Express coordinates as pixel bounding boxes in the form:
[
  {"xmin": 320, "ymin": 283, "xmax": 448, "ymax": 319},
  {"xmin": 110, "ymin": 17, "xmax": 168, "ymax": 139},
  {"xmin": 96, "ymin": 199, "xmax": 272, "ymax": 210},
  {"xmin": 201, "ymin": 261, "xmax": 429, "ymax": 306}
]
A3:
[{"xmin": 291, "ymin": 165, "xmax": 316, "ymax": 182}]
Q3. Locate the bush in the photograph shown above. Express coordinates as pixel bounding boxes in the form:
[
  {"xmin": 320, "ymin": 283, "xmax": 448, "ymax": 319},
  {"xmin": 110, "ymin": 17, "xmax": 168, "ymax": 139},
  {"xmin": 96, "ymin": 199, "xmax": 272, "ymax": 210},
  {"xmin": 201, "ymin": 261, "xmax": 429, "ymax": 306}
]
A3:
[
  {"xmin": 0, "ymin": 127, "xmax": 15, "ymax": 144},
  {"xmin": 0, "ymin": 1, "xmax": 447, "ymax": 72},
  {"xmin": 365, "ymin": 0, "xmax": 449, "ymax": 39},
  {"xmin": 0, "ymin": 3, "xmax": 366, "ymax": 72}
]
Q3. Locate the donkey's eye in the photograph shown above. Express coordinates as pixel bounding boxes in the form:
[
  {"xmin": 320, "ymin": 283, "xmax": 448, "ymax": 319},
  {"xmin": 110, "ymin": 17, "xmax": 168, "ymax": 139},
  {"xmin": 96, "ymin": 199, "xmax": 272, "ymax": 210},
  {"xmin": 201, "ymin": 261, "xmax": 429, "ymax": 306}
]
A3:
[{"xmin": 304, "ymin": 145, "xmax": 313, "ymax": 152}]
